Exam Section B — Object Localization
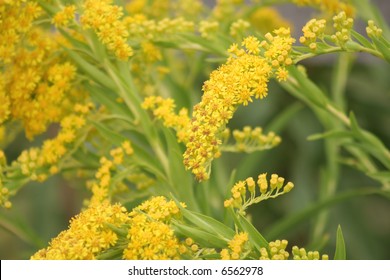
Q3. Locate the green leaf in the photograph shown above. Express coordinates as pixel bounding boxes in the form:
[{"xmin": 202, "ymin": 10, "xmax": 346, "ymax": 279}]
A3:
[
  {"xmin": 72, "ymin": 147, "xmax": 100, "ymax": 168},
  {"xmin": 237, "ymin": 213, "xmax": 268, "ymax": 251},
  {"xmin": 85, "ymin": 83, "xmax": 134, "ymax": 121},
  {"xmin": 288, "ymin": 66, "xmax": 328, "ymax": 108},
  {"xmin": 178, "ymin": 206, "xmax": 235, "ymax": 240},
  {"xmin": 348, "ymin": 112, "xmax": 390, "ymax": 169},
  {"xmin": 178, "ymin": 34, "xmax": 228, "ymax": 56},
  {"xmin": 307, "ymin": 130, "xmax": 354, "ymax": 141},
  {"xmin": 66, "ymin": 49, "xmax": 117, "ymax": 90},
  {"xmin": 228, "ymin": 209, "xmax": 268, "ymax": 253},
  {"xmin": 163, "ymin": 129, "xmax": 189, "ymax": 187},
  {"xmin": 161, "ymin": 129, "xmax": 202, "ymax": 210},
  {"xmin": 0, "ymin": 212, "xmax": 45, "ymax": 249},
  {"xmin": 334, "ymin": 225, "xmax": 346, "ymax": 260},
  {"xmin": 172, "ymin": 222, "xmax": 228, "ymax": 248},
  {"xmin": 367, "ymin": 171, "xmax": 390, "ymax": 182},
  {"xmin": 37, "ymin": 0, "xmax": 57, "ymax": 15},
  {"xmin": 91, "ymin": 120, "xmax": 128, "ymax": 146},
  {"xmin": 58, "ymin": 29, "xmax": 90, "ymax": 53},
  {"xmin": 91, "ymin": 120, "xmax": 165, "ymax": 179},
  {"xmin": 350, "ymin": 30, "xmax": 374, "ymax": 49},
  {"xmin": 371, "ymin": 37, "xmax": 390, "ymax": 63}
]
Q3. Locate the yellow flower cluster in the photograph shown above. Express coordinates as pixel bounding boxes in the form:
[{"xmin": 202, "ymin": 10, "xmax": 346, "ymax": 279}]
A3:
[
  {"xmin": 142, "ymin": 96, "xmax": 190, "ymax": 143},
  {"xmin": 81, "ymin": 0, "xmax": 133, "ymax": 60},
  {"xmin": 260, "ymin": 28, "xmax": 295, "ymax": 81},
  {"xmin": 259, "ymin": 240, "xmax": 329, "ymax": 260},
  {"xmin": 124, "ymin": 214, "xmax": 181, "ymax": 260},
  {"xmin": 1, "ymin": 23, "xmax": 84, "ymax": 139},
  {"xmin": 331, "ymin": 11, "xmax": 354, "ymax": 46},
  {"xmin": 213, "ymin": 0, "xmax": 244, "ymax": 20},
  {"xmin": 123, "ymin": 196, "xmax": 184, "ymax": 260},
  {"xmin": 129, "ymin": 195, "xmax": 183, "ymax": 222},
  {"xmin": 124, "ymin": 14, "xmax": 194, "ymax": 41},
  {"xmin": 260, "ymin": 239, "xmax": 290, "ymax": 260},
  {"xmin": 183, "ymin": 37, "xmax": 273, "ymax": 181},
  {"xmin": 229, "ymin": 19, "xmax": 250, "ymax": 38},
  {"xmin": 299, "ymin": 18, "xmax": 327, "ymax": 50},
  {"xmin": 0, "ymin": 0, "xmax": 42, "ymax": 64},
  {"xmin": 140, "ymin": 41, "xmax": 162, "ymax": 63},
  {"xmin": 126, "ymin": 0, "xmax": 170, "ymax": 19},
  {"xmin": 10, "ymin": 104, "xmax": 91, "ymax": 184},
  {"xmin": 221, "ymin": 126, "xmax": 281, "ymax": 153},
  {"xmin": 0, "ymin": 74, "xmax": 9, "ymax": 125},
  {"xmin": 366, "ymin": 20, "xmax": 383, "ymax": 39},
  {"xmin": 31, "ymin": 201, "xmax": 130, "ymax": 260},
  {"xmin": 52, "ymin": 5, "xmax": 76, "ymax": 27},
  {"xmin": 88, "ymin": 141, "xmax": 134, "ymax": 206},
  {"xmin": 199, "ymin": 20, "xmax": 220, "ymax": 39},
  {"xmin": 224, "ymin": 173, "xmax": 294, "ymax": 214},
  {"xmin": 292, "ymin": 245, "xmax": 329, "ymax": 260},
  {"xmin": 220, "ymin": 232, "xmax": 249, "ymax": 260},
  {"xmin": 292, "ymin": 0, "xmax": 354, "ymax": 16}
]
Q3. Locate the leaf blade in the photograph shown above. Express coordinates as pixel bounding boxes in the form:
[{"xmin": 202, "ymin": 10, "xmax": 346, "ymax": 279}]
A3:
[{"xmin": 334, "ymin": 225, "xmax": 346, "ymax": 260}]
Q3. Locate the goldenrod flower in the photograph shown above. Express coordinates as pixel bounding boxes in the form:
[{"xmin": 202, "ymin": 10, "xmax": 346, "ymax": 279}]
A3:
[
  {"xmin": 260, "ymin": 239, "xmax": 290, "ymax": 260},
  {"xmin": 88, "ymin": 141, "xmax": 134, "ymax": 206},
  {"xmin": 220, "ymin": 232, "xmax": 249, "ymax": 260},
  {"xmin": 292, "ymin": 245, "xmax": 329, "ymax": 260},
  {"xmin": 123, "ymin": 214, "xmax": 181, "ymax": 260},
  {"xmin": 230, "ymin": 19, "xmax": 250, "ymax": 38},
  {"xmin": 31, "ymin": 201, "xmax": 130, "ymax": 260},
  {"xmin": 123, "ymin": 196, "xmax": 184, "ymax": 260},
  {"xmin": 299, "ymin": 18, "xmax": 327, "ymax": 51},
  {"xmin": 183, "ymin": 39, "xmax": 273, "ymax": 181},
  {"xmin": 81, "ymin": 0, "xmax": 133, "ymax": 60},
  {"xmin": 225, "ymin": 173, "xmax": 294, "ymax": 214},
  {"xmin": 331, "ymin": 11, "xmax": 354, "ymax": 46},
  {"xmin": 0, "ymin": 1, "xmax": 42, "ymax": 64},
  {"xmin": 221, "ymin": 126, "xmax": 281, "ymax": 153},
  {"xmin": 129, "ymin": 196, "xmax": 183, "ymax": 222},
  {"xmin": 292, "ymin": 0, "xmax": 354, "ymax": 16},
  {"xmin": 261, "ymin": 27, "xmax": 295, "ymax": 82},
  {"xmin": 143, "ymin": 96, "xmax": 190, "ymax": 143},
  {"xmin": 199, "ymin": 20, "xmax": 220, "ymax": 39},
  {"xmin": 52, "ymin": 5, "xmax": 76, "ymax": 27},
  {"xmin": 366, "ymin": 20, "xmax": 383, "ymax": 38}
]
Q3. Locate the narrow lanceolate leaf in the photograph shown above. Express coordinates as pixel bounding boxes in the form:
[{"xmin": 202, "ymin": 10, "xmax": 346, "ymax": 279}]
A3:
[
  {"xmin": 371, "ymin": 37, "xmax": 390, "ymax": 63},
  {"xmin": 228, "ymin": 208, "xmax": 268, "ymax": 252},
  {"xmin": 334, "ymin": 225, "xmax": 346, "ymax": 260},
  {"xmin": 350, "ymin": 30, "xmax": 374, "ymax": 49},
  {"xmin": 91, "ymin": 120, "xmax": 128, "ymax": 146},
  {"xmin": 179, "ymin": 207, "xmax": 235, "ymax": 240},
  {"xmin": 172, "ymin": 222, "xmax": 228, "ymax": 248},
  {"xmin": 307, "ymin": 130, "xmax": 354, "ymax": 141},
  {"xmin": 288, "ymin": 66, "xmax": 328, "ymax": 108},
  {"xmin": 237, "ymin": 213, "xmax": 269, "ymax": 250},
  {"xmin": 91, "ymin": 120, "xmax": 165, "ymax": 179},
  {"xmin": 85, "ymin": 83, "xmax": 134, "ymax": 121},
  {"xmin": 66, "ymin": 49, "xmax": 117, "ymax": 90}
]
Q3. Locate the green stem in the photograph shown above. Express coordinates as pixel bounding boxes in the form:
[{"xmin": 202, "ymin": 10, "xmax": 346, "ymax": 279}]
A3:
[
  {"xmin": 311, "ymin": 53, "xmax": 351, "ymax": 243},
  {"xmin": 331, "ymin": 53, "xmax": 351, "ymax": 111}
]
